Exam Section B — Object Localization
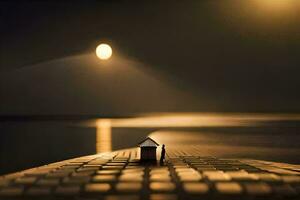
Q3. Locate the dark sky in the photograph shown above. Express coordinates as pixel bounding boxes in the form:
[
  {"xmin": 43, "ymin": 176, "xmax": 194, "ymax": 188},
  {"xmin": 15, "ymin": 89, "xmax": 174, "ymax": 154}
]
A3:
[{"xmin": 1, "ymin": 0, "xmax": 300, "ymax": 115}]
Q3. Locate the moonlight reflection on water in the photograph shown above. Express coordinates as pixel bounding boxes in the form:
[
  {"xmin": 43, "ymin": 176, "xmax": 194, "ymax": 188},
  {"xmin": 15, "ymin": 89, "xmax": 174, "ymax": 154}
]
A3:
[{"xmin": 93, "ymin": 113, "xmax": 300, "ymax": 161}]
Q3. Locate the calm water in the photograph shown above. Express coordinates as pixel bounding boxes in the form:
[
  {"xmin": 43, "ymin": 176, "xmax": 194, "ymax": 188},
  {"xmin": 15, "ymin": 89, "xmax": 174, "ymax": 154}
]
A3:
[{"xmin": 1, "ymin": 113, "xmax": 300, "ymax": 175}]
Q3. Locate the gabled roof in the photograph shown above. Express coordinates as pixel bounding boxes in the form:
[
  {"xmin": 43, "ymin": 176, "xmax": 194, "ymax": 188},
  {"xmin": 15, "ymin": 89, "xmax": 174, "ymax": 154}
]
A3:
[{"xmin": 138, "ymin": 137, "xmax": 159, "ymax": 147}]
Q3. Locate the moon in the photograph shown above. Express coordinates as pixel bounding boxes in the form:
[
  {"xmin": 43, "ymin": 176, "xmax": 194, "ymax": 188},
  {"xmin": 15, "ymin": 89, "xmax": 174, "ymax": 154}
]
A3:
[{"xmin": 96, "ymin": 43, "xmax": 112, "ymax": 60}]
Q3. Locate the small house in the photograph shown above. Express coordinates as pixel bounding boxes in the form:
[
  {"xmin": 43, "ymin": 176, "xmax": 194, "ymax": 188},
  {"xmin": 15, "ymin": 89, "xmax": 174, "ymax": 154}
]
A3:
[{"xmin": 138, "ymin": 137, "xmax": 159, "ymax": 161}]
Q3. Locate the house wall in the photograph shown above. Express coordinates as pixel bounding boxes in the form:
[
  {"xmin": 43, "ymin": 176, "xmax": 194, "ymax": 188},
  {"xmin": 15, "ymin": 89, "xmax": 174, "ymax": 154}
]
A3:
[{"xmin": 141, "ymin": 147, "xmax": 157, "ymax": 160}]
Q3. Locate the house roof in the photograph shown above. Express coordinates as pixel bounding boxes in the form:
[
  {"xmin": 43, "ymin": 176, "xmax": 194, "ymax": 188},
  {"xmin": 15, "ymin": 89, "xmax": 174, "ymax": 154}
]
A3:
[{"xmin": 138, "ymin": 137, "xmax": 159, "ymax": 147}]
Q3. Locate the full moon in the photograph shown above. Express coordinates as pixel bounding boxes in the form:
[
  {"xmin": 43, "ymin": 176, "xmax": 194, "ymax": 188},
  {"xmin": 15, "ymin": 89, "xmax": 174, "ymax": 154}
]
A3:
[{"xmin": 96, "ymin": 43, "xmax": 112, "ymax": 60}]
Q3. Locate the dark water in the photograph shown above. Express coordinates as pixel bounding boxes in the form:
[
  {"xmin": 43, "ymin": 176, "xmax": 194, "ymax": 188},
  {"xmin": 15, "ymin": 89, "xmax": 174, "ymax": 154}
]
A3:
[
  {"xmin": 0, "ymin": 120, "xmax": 152, "ymax": 175},
  {"xmin": 1, "ymin": 113, "xmax": 300, "ymax": 175}
]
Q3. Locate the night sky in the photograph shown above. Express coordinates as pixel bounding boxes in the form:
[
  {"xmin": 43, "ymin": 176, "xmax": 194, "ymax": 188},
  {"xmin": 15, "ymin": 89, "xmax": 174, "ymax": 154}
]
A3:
[{"xmin": 1, "ymin": 0, "xmax": 300, "ymax": 115}]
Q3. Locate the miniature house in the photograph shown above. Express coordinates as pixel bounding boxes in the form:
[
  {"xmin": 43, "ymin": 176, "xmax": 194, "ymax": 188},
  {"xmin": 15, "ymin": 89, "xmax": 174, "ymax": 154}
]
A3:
[{"xmin": 138, "ymin": 137, "xmax": 159, "ymax": 161}]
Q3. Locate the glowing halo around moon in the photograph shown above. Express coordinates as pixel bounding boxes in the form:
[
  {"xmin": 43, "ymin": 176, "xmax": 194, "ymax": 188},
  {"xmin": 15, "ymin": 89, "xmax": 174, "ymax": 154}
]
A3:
[{"xmin": 96, "ymin": 43, "xmax": 112, "ymax": 60}]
